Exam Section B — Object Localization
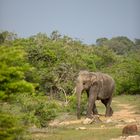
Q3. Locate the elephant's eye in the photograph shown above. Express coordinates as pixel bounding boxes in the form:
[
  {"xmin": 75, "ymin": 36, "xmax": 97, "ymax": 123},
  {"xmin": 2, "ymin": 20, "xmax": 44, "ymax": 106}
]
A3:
[{"xmin": 83, "ymin": 82, "xmax": 86, "ymax": 85}]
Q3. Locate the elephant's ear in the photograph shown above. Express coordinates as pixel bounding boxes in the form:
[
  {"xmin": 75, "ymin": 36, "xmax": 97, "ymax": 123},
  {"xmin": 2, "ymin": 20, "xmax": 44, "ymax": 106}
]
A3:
[{"xmin": 91, "ymin": 74, "xmax": 98, "ymax": 85}]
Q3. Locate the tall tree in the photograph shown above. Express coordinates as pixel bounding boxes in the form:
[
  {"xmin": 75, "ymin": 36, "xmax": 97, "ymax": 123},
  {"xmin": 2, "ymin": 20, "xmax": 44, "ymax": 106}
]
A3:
[
  {"xmin": 96, "ymin": 37, "xmax": 108, "ymax": 46},
  {"xmin": 107, "ymin": 36, "xmax": 134, "ymax": 55}
]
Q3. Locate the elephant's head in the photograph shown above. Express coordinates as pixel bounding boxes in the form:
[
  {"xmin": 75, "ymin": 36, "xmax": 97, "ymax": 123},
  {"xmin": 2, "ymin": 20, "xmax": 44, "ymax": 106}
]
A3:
[{"xmin": 75, "ymin": 71, "xmax": 97, "ymax": 119}]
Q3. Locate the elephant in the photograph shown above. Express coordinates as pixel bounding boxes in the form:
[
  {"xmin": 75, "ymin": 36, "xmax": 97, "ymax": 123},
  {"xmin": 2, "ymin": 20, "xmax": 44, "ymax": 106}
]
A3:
[{"xmin": 75, "ymin": 70, "xmax": 115, "ymax": 119}]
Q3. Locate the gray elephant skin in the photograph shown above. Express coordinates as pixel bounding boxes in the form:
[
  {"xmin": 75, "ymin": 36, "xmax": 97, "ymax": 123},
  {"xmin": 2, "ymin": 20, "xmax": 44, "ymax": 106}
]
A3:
[{"xmin": 75, "ymin": 70, "xmax": 115, "ymax": 119}]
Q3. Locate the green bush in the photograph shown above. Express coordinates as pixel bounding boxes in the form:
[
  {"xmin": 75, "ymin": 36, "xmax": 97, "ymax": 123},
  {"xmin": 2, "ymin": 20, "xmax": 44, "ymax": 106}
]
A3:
[
  {"xmin": 0, "ymin": 112, "xmax": 27, "ymax": 140},
  {"xmin": 0, "ymin": 46, "xmax": 35, "ymax": 100},
  {"xmin": 66, "ymin": 94, "xmax": 87, "ymax": 115},
  {"xmin": 103, "ymin": 52, "xmax": 140, "ymax": 95},
  {"xmin": 17, "ymin": 95, "xmax": 60, "ymax": 127},
  {"xmin": 34, "ymin": 101, "xmax": 58, "ymax": 127}
]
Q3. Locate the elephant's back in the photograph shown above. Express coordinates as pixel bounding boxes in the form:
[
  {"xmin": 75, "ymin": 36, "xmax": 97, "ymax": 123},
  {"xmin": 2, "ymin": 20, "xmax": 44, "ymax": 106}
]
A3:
[
  {"xmin": 97, "ymin": 72, "xmax": 115, "ymax": 85},
  {"xmin": 97, "ymin": 72, "xmax": 115, "ymax": 99}
]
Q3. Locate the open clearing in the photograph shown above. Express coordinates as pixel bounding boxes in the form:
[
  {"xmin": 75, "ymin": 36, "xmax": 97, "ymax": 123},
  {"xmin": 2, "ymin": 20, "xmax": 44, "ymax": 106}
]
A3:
[{"xmin": 30, "ymin": 95, "xmax": 140, "ymax": 140}]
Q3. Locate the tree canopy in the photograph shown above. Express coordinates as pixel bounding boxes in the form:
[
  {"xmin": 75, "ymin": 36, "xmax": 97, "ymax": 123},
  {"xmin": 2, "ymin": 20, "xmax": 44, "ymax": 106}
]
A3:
[{"xmin": 0, "ymin": 31, "xmax": 140, "ymax": 98}]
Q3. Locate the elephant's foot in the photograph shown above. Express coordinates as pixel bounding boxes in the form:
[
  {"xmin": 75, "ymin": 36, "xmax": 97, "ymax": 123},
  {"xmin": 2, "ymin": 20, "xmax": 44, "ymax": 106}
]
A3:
[
  {"xmin": 86, "ymin": 114, "xmax": 94, "ymax": 119},
  {"xmin": 83, "ymin": 117, "xmax": 94, "ymax": 124},
  {"xmin": 93, "ymin": 109, "xmax": 98, "ymax": 115},
  {"xmin": 92, "ymin": 103, "xmax": 98, "ymax": 115},
  {"xmin": 105, "ymin": 107, "xmax": 113, "ymax": 117},
  {"xmin": 105, "ymin": 113, "xmax": 112, "ymax": 117}
]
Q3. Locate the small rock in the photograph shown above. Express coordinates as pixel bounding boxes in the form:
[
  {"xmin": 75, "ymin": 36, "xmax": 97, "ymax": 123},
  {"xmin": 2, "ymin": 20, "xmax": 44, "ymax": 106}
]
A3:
[
  {"xmin": 125, "ymin": 135, "xmax": 140, "ymax": 140},
  {"xmin": 83, "ymin": 118, "xmax": 93, "ymax": 124},
  {"xmin": 76, "ymin": 127, "xmax": 87, "ymax": 130},
  {"xmin": 59, "ymin": 121, "xmax": 70, "ymax": 126},
  {"xmin": 106, "ymin": 118, "xmax": 112, "ymax": 123},
  {"xmin": 49, "ymin": 120, "xmax": 59, "ymax": 127},
  {"xmin": 122, "ymin": 124, "xmax": 138, "ymax": 135},
  {"xmin": 83, "ymin": 115, "xmax": 102, "ymax": 124}
]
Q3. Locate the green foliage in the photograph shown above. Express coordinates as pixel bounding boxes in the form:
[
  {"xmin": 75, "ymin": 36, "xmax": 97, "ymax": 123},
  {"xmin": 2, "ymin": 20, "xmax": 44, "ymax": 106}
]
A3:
[
  {"xmin": 66, "ymin": 94, "xmax": 87, "ymax": 115},
  {"xmin": 96, "ymin": 37, "xmax": 108, "ymax": 46},
  {"xmin": 93, "ymin": 46, "xmax": 117, "ymax": 69},
  {"xmin": 34, "ymin": 101, "xmax": 58, "ymax": 127},
  {"xmin": 104, "ymin": 52, "xmax": 140, "ymax": 95},
  {"xmin": 96, "ymin": 36, "xmax": 134, "ymax": 55},
  {"xmin": 0, "ymin": 112, "xmax": 27, "ymax": 140},
  {"xmin": 0, "ymin": 46, "xmax": 35, "ymax": 100},
  {"xmin": 16, "ymin": 94, "xmax": 60, "ymax": 127},
  {"xmin": 1, "ymin": 32, "xmax": 139, "ymax": 97},
  {"xmin": 25, "ymin": 38, "xmax": 97, "ymax": 96}
]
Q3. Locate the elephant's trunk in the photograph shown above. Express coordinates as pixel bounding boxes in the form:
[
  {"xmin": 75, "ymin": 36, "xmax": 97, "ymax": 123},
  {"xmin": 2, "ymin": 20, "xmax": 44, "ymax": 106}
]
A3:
[
  {"xmin": 77, "ymin": 92, "xmax": 81, "ymax": 119},
  {"xmin": 75, "ymin": 83, "xmax": 82, "ymax": 119}
]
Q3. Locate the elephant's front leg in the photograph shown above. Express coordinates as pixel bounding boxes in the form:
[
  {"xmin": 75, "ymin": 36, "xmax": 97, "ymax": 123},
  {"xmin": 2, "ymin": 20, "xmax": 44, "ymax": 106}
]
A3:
[
  {"xmin": 92, "ymin": 103, "xmax": 98, "ymax": 115},
  {"xmin": 86, "ymin": 87, "xmax": 97, "ymax": 118}
]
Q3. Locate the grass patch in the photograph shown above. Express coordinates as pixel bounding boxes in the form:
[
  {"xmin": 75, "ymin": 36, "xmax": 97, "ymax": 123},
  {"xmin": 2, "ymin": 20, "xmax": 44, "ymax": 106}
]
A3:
[{"xmin": 35, "ymin": 127, "xmax": 121, "ymax": 140}]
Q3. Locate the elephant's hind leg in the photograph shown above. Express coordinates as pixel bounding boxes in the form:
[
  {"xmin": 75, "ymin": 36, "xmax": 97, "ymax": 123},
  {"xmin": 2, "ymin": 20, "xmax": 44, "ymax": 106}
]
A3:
[{"xmin": 101, "ymin": 98, "xmax": 113, "ymax": 117}]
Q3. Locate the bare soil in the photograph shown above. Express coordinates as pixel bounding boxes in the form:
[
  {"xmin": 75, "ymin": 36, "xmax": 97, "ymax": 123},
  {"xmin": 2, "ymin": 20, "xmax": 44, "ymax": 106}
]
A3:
[{"xmin": 48, "ymin": 100, "xmax": 140, "ymax": 128}]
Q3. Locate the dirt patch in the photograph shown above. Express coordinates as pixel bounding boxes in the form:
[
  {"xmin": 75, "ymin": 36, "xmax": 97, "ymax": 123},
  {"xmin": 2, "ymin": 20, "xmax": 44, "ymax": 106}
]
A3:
[
  {"xmin": 111, "ymin": 101, "xmax": 140, "ymax": 124},
  {"xmin": 49, "ymin": 101, "xmax": 140, "ymax": 127}
]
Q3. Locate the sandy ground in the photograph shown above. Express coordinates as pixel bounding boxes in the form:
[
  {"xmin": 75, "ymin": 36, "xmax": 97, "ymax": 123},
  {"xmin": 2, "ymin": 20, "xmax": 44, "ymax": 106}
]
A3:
[{"xmin": 48, "ymin": 100, "xmax": 140, "ymax": 127}]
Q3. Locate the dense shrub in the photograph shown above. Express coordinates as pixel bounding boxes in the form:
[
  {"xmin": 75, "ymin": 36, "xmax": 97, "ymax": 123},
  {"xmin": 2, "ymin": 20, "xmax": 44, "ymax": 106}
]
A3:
[
  {"xmin": 0, "ymin": 46, "xmax": 35, "ymax": 100},
  {"xmin": 0, "ymin": 112, "xmax": 27, "ymax": 140},
  {"xmin": 16, "ymin": 95, "xmax": 60, "ymax": 127},
  {"xmin": 66, "ymin": 94, "xmax": 88, "ymax": 115},
  {"xmin": 103, "ymin": 52, "xmax": 140, "ymax": 95}
]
